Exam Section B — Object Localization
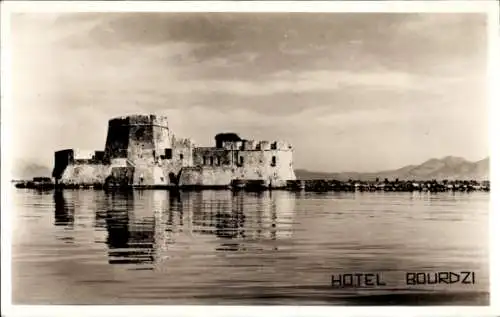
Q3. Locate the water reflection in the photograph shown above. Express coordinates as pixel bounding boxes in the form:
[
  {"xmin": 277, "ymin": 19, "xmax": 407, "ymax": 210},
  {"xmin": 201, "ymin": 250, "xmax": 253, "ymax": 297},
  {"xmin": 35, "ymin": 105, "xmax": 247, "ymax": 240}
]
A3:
[
  {"xmin": 22, "ymin": 189, "xmax": 488, "ymax": 304},
  {"xmin": 51, "ymin": 190, "xmax": 297, "ymax": 267},
  {"xmin": 188, "ymin": 191, "xmax": 295, "ymax": 244},
  {"xmin": 190, "ymin": 191, "xmax": 246, "ymax": 240},
  {"xmin": 53, "ymin": 190, "xmax": 74, "ymax": 227},
  {"xmin": 104, "ymin": 191, "xmax": 157, "ymax": 267},
  {"xmin": 86, "ymin": 190, "xmax": 296, "ymax": 267}
]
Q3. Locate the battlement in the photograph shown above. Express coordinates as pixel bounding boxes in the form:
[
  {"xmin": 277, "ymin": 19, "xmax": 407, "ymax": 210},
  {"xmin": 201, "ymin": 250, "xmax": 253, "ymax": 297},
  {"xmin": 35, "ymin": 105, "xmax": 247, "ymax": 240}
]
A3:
[
  {"xmin": 220, "ymin": 139, "xmax": 293, "ymax": 151},
  {"xmin": 108, "ymin": 114, "xmax": 169, "ymax": 128},
  {"xmin": 213, "ymin": 132, "xmax": 293, "ymax": 151}
]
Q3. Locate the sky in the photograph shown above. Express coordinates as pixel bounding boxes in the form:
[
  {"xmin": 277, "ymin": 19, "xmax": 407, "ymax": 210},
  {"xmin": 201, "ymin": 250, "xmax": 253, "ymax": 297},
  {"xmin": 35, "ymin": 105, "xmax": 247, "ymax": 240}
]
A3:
[{"xmin": 9, "ymin": 12, "xmax": 489, "ymax": 172}]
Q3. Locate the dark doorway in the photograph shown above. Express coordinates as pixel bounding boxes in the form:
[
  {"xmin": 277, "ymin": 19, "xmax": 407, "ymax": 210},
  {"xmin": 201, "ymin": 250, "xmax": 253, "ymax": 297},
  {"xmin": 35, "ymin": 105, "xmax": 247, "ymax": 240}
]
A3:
[{"xmin": 169, "ymin": 172, "xmax": 178, "ymax": 185}]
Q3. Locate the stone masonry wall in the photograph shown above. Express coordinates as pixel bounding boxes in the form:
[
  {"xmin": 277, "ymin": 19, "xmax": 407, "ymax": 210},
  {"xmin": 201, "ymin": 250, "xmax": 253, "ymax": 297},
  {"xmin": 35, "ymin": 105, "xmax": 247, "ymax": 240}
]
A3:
[
  {"xmin": 233, "ymin": 148, "xmax": 295, "ymax": 187},
  {"xmin": 53, "ymin": 149, "xmax": 75, "ymax": 179},
  {"xmin": 59, "ymin": 163, "xmax": 111, "ymax": 185},
  {"xmin": 160, "ymin": 137, "xmax": 196, "ymax": 185},
  {"xmin": 194, "ymin": 147, "xmax": 233, "ymax": 166},
  {"xmin": 178, "ymin": 166, "xmax": 233, "ymax": 187},
  {"xmin": 104, "ymin": 118, "xmax": 131, "ymax": 160},
  {"xmin": 191, "ymin": 140, "xmax": 296, "ymax": 187}
]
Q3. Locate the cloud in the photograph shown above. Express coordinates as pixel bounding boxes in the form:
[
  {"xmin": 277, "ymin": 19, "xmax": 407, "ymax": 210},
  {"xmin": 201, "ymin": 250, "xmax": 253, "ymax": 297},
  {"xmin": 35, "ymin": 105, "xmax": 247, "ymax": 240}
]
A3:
[
  {"xmin": 34, "ymin": 12, "xmax": 485, "ymax": 75},
  {"xmin": 136, "ymin": 69, "xmax": 419, "ymax": 95},
  {"xmin": 8, "ymin": 12, "xmax": 488, "ymax": 171}
]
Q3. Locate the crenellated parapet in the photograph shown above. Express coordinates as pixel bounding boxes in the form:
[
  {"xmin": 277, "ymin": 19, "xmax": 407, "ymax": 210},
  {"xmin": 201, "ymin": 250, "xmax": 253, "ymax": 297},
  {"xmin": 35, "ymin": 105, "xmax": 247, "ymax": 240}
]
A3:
[
  {"xmin": 219, "ymin": 139, "xmax": 293, "ymax": 151},
  {"xmin": 260, "ymin": 140, "xmax": 293, "ymax": 151},
  {"xmin": 221, "ymin": 141, "xmax": 243, "ymax": 150},
  {"xmin": 108, "ymin": 114, "xmax": 169, "ymax": 128}
]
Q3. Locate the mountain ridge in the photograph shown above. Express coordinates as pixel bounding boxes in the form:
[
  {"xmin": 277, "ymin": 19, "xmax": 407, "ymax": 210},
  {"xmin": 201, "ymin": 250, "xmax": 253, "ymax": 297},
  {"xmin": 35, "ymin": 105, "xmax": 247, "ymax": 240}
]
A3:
[{"xmin": 295, "ymin": 156, "xmax": 490, "ymax": 181}]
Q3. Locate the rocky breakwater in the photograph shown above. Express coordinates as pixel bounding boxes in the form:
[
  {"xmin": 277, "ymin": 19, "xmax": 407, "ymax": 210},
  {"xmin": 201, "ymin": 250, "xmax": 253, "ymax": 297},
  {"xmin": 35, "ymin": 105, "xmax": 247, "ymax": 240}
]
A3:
[
  {"xmin": 14, "ymin": 177, "xmax": 489, "ymax": 192},
  {"xmin": 285, "ymin": 179, "xmax": 490, "ymax": 192}
]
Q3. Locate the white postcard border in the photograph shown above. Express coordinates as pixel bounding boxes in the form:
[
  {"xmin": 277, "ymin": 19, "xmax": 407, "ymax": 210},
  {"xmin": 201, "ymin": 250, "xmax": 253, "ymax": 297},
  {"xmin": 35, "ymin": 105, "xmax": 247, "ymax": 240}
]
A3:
[{"xmin": 1, "ymin": 1, "xmax": 498, "ymax": 316}]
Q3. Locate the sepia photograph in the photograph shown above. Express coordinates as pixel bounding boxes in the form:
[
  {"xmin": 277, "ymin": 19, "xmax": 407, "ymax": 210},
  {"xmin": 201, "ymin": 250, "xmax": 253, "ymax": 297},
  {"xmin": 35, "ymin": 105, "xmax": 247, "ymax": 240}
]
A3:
[{"xmin": 1, "ymin": 1, "xmax": 498, "ymax": 314}]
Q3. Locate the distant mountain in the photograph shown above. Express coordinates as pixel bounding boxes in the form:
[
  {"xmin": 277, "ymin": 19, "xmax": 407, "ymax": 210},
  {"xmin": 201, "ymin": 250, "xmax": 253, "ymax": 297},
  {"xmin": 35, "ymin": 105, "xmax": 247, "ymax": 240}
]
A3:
[
  {"xmin": 11, "ymin": 160, "xmax": 52, "ymax": 180},
  {"xmin": 295, "ymin": 156, "xmax": 490, "ymax": 181}
]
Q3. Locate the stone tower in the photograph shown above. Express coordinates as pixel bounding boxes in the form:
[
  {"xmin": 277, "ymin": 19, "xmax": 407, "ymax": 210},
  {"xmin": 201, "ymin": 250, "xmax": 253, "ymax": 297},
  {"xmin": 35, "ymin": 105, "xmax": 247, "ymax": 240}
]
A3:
[
  {"xmin": 103, "ymin": 115, "xmax": 172, "ymax": 186},
  {"xmin": 104, "ymin": 114, "xmax": 171, "ymax": 164}
]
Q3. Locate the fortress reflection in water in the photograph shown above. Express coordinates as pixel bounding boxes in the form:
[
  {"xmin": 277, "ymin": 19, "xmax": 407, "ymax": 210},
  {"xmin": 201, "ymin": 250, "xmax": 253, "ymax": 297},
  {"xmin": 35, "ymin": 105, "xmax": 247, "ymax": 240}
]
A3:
[
  {"xmin": 53, "ymin": 190, "xmax": 75, "ymax": 228},
  {"xmin": 53, "ymin": 190, "xmax": 297, "ymax": 268}
]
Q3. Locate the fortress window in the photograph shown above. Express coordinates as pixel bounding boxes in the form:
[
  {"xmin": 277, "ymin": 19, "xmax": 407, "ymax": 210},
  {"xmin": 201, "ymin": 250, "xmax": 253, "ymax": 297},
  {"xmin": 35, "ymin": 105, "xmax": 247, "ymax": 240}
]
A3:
[
  {"xmin": 210, "ymin": 157, "xmax": 214, "ymax": 166},
  {"xmin": 165, "ymin": 148, "xmax": 172, "ymax": 159},
  {"xmin": 239, "ymin": 156, "xmax": 244, "ymax": 166},
  {"xmin": 136, "ymin": 127, "xmax": 145, "ymax": 139},
  {"xmin": 180, "ymin": 154, "xmax": 184, "ymax": 160},
  {"xmin": 271, "ymin": 142, "xmax": 277, "ymax": 150},
  {"xmin": 203, "ymin": 156, "xmax": 207, "ymax": 165},
  {"xmin": 271, "ymin": 156, "xmax": 277, "ymax": 167}
]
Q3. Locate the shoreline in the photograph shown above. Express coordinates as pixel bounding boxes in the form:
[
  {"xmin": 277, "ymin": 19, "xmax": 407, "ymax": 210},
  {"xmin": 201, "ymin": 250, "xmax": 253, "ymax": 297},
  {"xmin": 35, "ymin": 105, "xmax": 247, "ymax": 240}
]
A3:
[{"xmin": 12, "ymin": 179, "xmax": 490, "ymax": 193}]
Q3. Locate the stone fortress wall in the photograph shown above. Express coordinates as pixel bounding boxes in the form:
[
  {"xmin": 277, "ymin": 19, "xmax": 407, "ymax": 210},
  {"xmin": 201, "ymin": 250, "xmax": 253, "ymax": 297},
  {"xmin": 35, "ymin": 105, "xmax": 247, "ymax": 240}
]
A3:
[
  {"xmin": 52, "ymin": 115, "xmax": 296, "ymax": 188},
  {"xmin": 179, "ymin": 138, "xmax": 295, "ymax": 188}
]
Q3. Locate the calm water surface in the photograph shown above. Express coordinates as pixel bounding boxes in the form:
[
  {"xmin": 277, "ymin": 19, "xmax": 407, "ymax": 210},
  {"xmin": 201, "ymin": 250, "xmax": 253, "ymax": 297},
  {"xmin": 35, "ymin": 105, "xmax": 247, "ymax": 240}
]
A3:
[{"xmin": 12, "ymin": 189, "xmax": 489, "ymax": 305}]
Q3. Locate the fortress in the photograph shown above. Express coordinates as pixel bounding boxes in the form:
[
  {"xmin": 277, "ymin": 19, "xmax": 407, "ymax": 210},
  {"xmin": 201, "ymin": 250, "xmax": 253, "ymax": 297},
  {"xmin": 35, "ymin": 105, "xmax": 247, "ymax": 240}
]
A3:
[{"xmin": 52, "ymin": 114, "xmax": 296, "ymax": 189}]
